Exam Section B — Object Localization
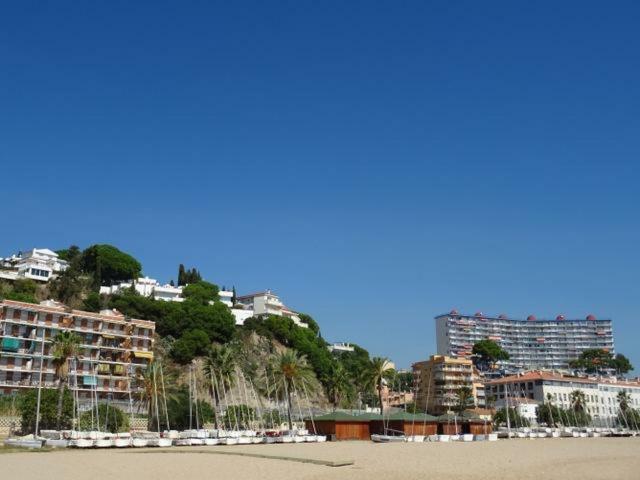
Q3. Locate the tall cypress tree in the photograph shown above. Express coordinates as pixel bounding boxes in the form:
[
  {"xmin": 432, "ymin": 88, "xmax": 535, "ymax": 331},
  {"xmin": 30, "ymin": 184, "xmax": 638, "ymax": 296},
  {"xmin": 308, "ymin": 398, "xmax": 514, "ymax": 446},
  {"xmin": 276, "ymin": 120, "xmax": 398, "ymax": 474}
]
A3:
[{"xmin": 178, "ymin": 264, "xmax": 186, "ymax": 286}]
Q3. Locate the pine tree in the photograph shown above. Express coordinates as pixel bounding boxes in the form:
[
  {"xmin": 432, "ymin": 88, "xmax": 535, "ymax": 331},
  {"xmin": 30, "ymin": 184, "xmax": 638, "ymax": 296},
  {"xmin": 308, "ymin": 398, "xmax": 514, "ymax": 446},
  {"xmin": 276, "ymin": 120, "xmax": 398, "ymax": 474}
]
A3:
[{"xmin": 178, "ymin": 264, "xmax": 186, "ymax": 286}]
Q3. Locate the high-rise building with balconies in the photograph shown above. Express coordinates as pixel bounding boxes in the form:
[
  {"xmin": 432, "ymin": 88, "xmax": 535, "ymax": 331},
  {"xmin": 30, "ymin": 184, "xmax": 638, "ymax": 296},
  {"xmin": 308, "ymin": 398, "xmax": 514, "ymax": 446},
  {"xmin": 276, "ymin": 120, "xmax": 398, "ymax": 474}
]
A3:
[
  {"xmin": 0, "ymin": 299, "xmax": 155, "ymax": 412},
  {"xmin": 435, "ymin": 311, "xmax": 615, "ymax": 372},
  {"xmin": 412, "ymin": 355, "xmax": 485, "ymax": 415}
]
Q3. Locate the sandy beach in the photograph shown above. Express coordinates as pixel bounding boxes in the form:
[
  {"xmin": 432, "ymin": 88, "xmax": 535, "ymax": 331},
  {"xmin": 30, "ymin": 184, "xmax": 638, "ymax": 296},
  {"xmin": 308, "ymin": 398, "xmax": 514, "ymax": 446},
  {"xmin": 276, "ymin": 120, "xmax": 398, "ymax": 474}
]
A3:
[{"xmin": 2, "ymin": 438, "xmax": 639, "ymax": 480}]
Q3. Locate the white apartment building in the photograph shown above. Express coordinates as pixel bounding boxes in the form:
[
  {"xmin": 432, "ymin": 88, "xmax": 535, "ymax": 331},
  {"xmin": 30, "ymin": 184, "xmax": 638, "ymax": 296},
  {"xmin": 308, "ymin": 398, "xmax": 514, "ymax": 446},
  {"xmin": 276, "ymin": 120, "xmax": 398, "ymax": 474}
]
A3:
[
  {"xmin": 327, "ymin": 342, "xmax": 355, "ymax": 353},
  {"xmin": 0, "ymin": 248, "xmax": 69, "ymax": 283},
  {"xmin": 493, "ymin": 397, "xmax": 540, "ymax": 424},
  {"xmin": 436, "ymin": 311, "xmax": 615, "ymax": 372},
  {"xmin": 486, "ymin": 371, "xmax": 640, "ymax": 426},
  {"xmin": 218, "ymin": 290, "xmax": 233, "ymax": 308},
  {"xmin": 233, "ymin": 290, "xmax": 307, "ymax": 327}
]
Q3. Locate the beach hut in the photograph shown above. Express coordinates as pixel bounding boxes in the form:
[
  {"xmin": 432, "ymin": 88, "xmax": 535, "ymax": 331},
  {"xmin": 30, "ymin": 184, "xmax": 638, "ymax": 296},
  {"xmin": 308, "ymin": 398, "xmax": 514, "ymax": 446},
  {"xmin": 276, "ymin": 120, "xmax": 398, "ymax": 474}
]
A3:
[
  {"xmin": 463, "ymin": 412, "xmax": 493, "ymax": 435},
  {"xmin": 305, "ymin": 412, "xmax": 372, "ymax": 441},
  {"xmin": 436, "ymin": 413, "xmax": 464, "ymax": 435},
  {"xmin": 370, "ymin": 412, "xmax": 437, "ymax": 436}
]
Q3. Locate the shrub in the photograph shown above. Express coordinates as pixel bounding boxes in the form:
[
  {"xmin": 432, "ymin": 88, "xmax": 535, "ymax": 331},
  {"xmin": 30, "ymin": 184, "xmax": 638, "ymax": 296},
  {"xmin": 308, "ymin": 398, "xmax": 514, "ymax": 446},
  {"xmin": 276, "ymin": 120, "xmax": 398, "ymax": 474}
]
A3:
[
  {"xmin": 79, "ymin": 403, "xmax": 130, "ymax": 433},
  {"xmin": 18, "ymin": 388, "xmax": 73, "ymax": 434}
]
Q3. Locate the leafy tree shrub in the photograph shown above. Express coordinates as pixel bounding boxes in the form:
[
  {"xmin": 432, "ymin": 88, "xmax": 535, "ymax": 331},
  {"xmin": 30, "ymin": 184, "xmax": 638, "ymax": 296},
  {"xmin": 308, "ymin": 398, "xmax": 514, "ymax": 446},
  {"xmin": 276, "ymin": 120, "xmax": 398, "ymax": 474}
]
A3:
[
  {"xmin": 82, "ymin": 291, "xmax": 103, "ymax": 312},
  {"xmin": 109, "ymin": 290, "xmax": 235, "ymax": 364},
  {"xmin": 4, "ymin": 279, "xmax": 38, "ymax": 303},
  {"xmin": 493, "ymin": 407, "xmax": 530, "ymax": 428},
  {"xmin": 182, "ymin": 281, "xmax": 219, "ymax": 304},
  {"xmin": 297, "ymin": 313, "xmax": 320, "ymax": 334},
  {"xmin": 18, "ymin": 388, "xmax": 73, "ymax": 434},
  {"xmin": 81, "ymin": 244, "xmax": 141, "ymax": 286},
  {"xmin": 56, "ymin": 245, "xmax": 81, "ymax": 263},
  {"xmin": 159, "ymin": 389, "xmax": 213, "ymax": 430},
  {"xmin": 472, "ymin": 339, "xmax": 510, "ymax": 370},
  {"xmin": 79, "ymin": 404, "xmax": 130, "ymax": 432},
  {"xmin": 569, "ymin": 349, "xmax": 634, "ymax": 375},
  {"xmin": 171, "ymin": 329, "xmax": 211, "ymax": 364}
]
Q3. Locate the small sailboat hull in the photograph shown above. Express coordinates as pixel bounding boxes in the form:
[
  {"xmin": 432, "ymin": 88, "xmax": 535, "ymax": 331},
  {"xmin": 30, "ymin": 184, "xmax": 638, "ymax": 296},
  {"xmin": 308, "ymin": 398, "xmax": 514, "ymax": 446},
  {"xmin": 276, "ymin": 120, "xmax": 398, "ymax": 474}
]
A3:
[
  {"xmin": 95, "ymin": 438, "xmax": 114, "ymax": 448},
  {"xmin": 4, "ymin": 438, "xmax": 44, "ymax": 449},
  {"xmin": 114, "ymin": 438, "xmax": 131, "ymax": 448},
  {"xmin": 370, "ymin": 434, "xmax": 406, "ymax": 443},
  {"xmin": 45, "ymin": 439, "xmax": 69, "ymax": 448}
]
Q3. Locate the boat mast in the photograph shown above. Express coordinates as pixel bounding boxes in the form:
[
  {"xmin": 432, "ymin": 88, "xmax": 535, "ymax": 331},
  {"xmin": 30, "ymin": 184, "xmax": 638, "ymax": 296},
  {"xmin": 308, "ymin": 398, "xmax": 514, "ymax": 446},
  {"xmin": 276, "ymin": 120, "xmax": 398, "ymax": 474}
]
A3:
[
  {"xmin": 505, "ymin": 382, "xmax": 511, "ymax": 435},
  {"xmin": 159, "ymin": 364, "xmax": 170, "ymax": 431},
  {"xmin": 34, "ymin": 322, "xmax": 46, "ymax": 437},
  {"xmin": 153, "ymin": 364, "xmax": 161, "ymax": 433},
  {"xmin": 188, "ymin": 366, "xmax": 193, "ymax": 430}
]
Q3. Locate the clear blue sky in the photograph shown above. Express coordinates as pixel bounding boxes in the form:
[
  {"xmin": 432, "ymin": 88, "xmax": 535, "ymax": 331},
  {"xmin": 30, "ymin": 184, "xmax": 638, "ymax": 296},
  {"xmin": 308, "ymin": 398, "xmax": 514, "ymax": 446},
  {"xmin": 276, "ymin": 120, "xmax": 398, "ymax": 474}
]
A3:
[{"xmin": 1, "ymin": 1, "xmax": 639, "ymax": 371}]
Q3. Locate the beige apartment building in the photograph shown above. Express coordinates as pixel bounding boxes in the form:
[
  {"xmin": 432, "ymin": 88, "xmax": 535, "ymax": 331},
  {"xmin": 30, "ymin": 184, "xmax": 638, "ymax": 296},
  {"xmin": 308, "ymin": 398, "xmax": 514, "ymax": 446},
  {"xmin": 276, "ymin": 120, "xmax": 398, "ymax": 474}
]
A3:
[
  {"xmin": 413, "ymin": 355, "xmax": 485, "ymax": 415},
  {"xmin": 0, "ymin": 299, "xmax": 155, "ymax": 412}
]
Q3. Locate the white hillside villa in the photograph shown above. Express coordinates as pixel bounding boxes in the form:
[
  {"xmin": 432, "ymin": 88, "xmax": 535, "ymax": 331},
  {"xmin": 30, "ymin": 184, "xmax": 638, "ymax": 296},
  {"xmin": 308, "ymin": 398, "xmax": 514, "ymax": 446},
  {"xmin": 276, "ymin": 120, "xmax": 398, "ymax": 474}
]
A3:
[
  {"xmin": 100, "ymin": 277, "xmax": 234, "ymax": 307},
  {"xmin": 233, "ymin": 290, "xmax": 307, "ymax": 327},
  {"xmin": 0, "ymin": 248, "xmax": 69, "ymax": 283},
  {"xmin": 100, "ymin": 277, "xmax": 184, "ymax": 302}
]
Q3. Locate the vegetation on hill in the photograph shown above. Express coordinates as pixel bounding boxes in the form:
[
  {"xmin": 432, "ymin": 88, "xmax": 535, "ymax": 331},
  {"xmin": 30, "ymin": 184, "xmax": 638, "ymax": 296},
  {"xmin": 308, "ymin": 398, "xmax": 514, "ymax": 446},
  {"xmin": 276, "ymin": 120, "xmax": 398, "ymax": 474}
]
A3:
[
  {"xmin": 108, "ymin": 284, "xmax": 235, "ymax": 364},
  {"xmin": 178, "ymin": 264, "xmax": 202, "ymax": 286},
  {"xmin": 0, "ymin": 242, "xmax": 388, "ymax": 411},
  {"xmin": 81, "ymin": 244, "xmax": 142, "ymax": 287},
  {"xmin": 0, "ymin": 279, "xmax": 39, "ymax": 303}
]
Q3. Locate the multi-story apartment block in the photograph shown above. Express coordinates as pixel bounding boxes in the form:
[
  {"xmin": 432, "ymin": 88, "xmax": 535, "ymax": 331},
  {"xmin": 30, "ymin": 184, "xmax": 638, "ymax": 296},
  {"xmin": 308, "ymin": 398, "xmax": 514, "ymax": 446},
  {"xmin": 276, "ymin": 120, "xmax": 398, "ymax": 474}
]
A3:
[
  {"xmin": 413, "ymin": 355, "xmax": 485, "ymax": 415},
  {"xmin": 0, "ymin": 299, "xmax": 155, "ymax": 412},
  {"xmin": 485, "ymin": 371, "xmax": 640, "ymax": 426},
  {"xmin": 436, "ymin": 311, "xmax": 614, "ymax": 372},
  {"xmin": 234, "ymin": 290, "xmax": 307, "ymax": 327},
  {"xmin": 0, "ymin": 248, "xmax": 69, "ymax": 283}
]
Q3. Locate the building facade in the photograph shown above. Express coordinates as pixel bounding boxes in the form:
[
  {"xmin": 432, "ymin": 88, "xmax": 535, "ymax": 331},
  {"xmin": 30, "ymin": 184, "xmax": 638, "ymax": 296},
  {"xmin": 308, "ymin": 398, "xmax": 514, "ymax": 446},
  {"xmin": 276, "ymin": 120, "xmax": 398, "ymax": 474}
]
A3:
[
  {"xmin": 234, "ymin": 290, "xmax": 307, "ymax": 327},
  {"xmin": 413, "ymin": 355, "xmax": 485, "ymax": 415},
  {"xmin": 0, "ymin": 300, "xmax": 155, "ymax": 412},
  {"xmin": 436, "ymin": 311, "xmax": 614, "ymax": 372},
  {"xmin": 0, "ymin": 248, "xmax": 69, "ymax": 283},
  {"xmin": 486, "ymin": 371, "xmax": 640, "ymax": 425}
]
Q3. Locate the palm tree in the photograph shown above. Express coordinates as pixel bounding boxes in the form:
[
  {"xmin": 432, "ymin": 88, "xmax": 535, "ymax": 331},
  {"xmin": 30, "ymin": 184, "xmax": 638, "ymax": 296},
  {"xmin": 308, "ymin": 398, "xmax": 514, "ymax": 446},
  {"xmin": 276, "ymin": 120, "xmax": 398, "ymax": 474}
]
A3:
[
  {"xmin": 203, "ymin": 344, "xmax": 237, "ymax": 429},
  {"xmin": 456, "ymin": 386, "xmax": 474, "ymax": 415},
  {"xmin": 271, "ymin": 350, "xmax": 314, "ymax": 430},
  {"xmin": 322, "ymin": 363, "xmax": 350, "ymax": 411},
  {"xmin": 134, "ymin": 364, "xmax": 157, "ymax": 430},
  {"xmin": 617, "ymin": 390, "xmax": 631, "ymax": 412},
  {"xmin": 365, "ymin": 357, "xmax": 393, "ymax": 415},
  {"xmin": 51, "ymin": 331, "xmax": 81, "ymax": 429},
  {"xmin": 570, "ymin": 389, "xmax": 586, "ymax": 413}
]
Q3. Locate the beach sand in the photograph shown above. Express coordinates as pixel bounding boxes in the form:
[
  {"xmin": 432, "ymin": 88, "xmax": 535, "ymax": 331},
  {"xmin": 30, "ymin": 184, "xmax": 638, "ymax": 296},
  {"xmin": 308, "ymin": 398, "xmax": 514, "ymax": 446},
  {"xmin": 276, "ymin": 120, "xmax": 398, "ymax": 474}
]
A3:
[{"xmin": 2, "ymin": 438, "xmax": 638, "ymax": 480}]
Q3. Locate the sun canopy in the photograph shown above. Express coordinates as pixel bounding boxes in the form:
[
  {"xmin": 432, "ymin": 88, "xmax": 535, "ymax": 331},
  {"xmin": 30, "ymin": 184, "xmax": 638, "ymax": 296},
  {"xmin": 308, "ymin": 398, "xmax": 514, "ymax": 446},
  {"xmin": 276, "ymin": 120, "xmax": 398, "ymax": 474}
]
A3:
[{"xmin": 133, "ymin": 351, "xmax": 154, "ymax": 359}]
